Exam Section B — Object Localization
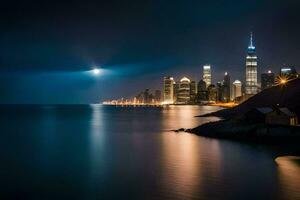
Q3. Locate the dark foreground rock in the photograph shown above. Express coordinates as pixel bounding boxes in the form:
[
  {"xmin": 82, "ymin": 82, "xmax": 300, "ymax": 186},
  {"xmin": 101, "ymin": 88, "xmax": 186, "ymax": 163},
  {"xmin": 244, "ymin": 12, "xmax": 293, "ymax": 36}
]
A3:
[
  {"xmin": 186, "ymin": 120, "xmax": 300, "ymax": 144},
  {"xmin": 199, "ymin": 78, "xmax": 300, "ymax": 119}
]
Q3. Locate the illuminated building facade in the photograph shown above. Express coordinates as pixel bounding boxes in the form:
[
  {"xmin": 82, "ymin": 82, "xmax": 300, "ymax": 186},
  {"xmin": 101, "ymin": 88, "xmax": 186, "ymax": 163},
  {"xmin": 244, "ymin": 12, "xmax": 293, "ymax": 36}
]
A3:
[
  {"xmin": 203, "ymin": 65, "xmax": 211, "ymax": 87},
  {"xmin": 232, "ymin": 80, "xmax": 242, "ymax": 100},
  {"xmin": 261, "ymin": 70, "xmax": 275, "ymax": 90},
  {"xmin": 163, "ymin": 77, "xmax": 175, "ymax": 104},
  {"xmin": 245, "ymin": 33, "xmax": 258, "ymax": 95},
  {"xmin": 177, "ymin": 77, "xmax": 191, "ymax": 104}
]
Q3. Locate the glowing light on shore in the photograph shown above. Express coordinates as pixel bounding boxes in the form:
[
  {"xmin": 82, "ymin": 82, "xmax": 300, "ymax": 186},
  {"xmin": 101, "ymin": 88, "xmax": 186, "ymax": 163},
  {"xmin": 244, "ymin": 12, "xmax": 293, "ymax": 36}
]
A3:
[
  {"xmin": 210, "ymin": 102, "xmax": 238, "ymax": 108},
  {"xmin": 276, "ymin": 75, "xmax": 289, "ymax": 86},
  {"xmin": 280, "ymin": 79, "xmax": 287, "ymax": 84},
  {"xmin": 162, "ymin": 100, "xmax": 174, "ymax": 105}
]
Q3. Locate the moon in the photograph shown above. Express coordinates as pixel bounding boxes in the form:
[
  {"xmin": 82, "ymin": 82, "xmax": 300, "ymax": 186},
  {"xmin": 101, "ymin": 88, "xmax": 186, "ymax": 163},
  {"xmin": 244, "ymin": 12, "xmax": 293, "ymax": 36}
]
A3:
[{"xmin": 93, "ymin": 68, "xmax": 100, "ymax": 75}]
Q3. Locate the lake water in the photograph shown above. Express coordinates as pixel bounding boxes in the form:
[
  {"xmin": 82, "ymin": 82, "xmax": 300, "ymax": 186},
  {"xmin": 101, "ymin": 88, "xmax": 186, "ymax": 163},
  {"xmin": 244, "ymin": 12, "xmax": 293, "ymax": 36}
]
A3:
[{"xmin": 1, "ymin": 105, "xmax": 300, "ymax": 200}]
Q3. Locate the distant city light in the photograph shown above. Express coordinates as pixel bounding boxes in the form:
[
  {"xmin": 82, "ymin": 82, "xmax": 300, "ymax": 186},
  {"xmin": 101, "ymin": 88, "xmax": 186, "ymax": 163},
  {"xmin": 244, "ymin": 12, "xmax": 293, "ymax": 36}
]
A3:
[
  {"xmin": 268, "ymin": 70, "xmax": 272, "ymax": 73},
  {"xmin": 281, "ymin": 68, "xmax": 291, "ymax": 72}
]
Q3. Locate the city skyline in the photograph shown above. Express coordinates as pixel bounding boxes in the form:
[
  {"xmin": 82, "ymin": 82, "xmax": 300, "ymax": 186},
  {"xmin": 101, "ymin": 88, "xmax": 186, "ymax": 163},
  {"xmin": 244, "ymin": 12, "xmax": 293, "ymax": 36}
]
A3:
[
  {"xmin": 104, "ymin": 34, "xmax": 298, "ymax": 104},
  {"xmin": 1, "ymin": 0, "xmax": 300, "ymax": 103}
]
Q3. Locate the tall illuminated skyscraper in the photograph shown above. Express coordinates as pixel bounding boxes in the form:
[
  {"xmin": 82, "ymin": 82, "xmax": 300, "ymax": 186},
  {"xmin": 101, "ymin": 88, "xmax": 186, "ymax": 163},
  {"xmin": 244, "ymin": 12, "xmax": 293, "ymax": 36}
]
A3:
[
  {"xmin": 203, "ymin": 65, "xmax": 211, "ymax": 87},
  {"xmin": 177, "ymin": 77, "xmax": 191, "ymax": 104},
  {"xmin": 245, "ymin": 33, "xmax": 258, "ymax": 95},
  {"xmin": 163, "ymin": 77, "xmax": 175, "ymax": 104}
]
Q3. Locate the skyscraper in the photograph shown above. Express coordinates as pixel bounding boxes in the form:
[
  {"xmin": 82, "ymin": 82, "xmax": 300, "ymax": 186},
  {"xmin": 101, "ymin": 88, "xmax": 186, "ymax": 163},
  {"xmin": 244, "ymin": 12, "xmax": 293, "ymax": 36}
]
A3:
[
  {"xmin": 173, "ymin": 81, "xmax": 178, "ymax": 103},
  {"xmin": 280, "ymin": 66, "xmax": 298, "ymax": 79},
  {"xmin": 261, "ymin": 70, "xmax": 275, "ymax": 90},
  {"xmin": 223, "ymin": 72, "xmax": 231, "ymax": 102},
  {"xmin": 154, "ymin": 90, "xmax": 162, "ymax": 103},
  {"xmin": 245, "ymin": 33, "xmax": 258, "ymax": 95},
  {"xmin": 232, "ymin": 80, "xmax": 242, "ymax": 100},
  {"xmin": 216, "ymin": 81, "xmax": 223, "ymax": 102},
  {"xmin": 163, "ymin": 77, "xmax": 175, "ymax": 104},
  {"xmin": 203, "ymin": 65, "xmax": 211, "ymax": 87},
  {"xmin": 135, "ymin": 92, "xmax": 144, "ymax": 103},
  {"xmin": 177, "ymin": 77, "xmax": 191, "ymax": 104},
  {"xmin": 190, "ymin": 81, "xmax": 197, "ymax": 104},
  {"xmin": 143, "ymin": 89, "xmax": 150, "ymax": 104},
  {"xmin": 197, "ymin": 79, "xmax": 207, "ymax": 102},
  {"xmin": 207, "ymin": 84, "xmax": 217, "ymax": 102}
]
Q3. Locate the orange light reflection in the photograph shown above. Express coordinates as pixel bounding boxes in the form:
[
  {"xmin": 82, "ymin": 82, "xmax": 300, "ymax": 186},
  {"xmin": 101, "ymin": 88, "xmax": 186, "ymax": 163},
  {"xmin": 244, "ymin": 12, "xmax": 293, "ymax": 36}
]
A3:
[{"xmin": 275, "ymin": 156, "xmax": 300, "ymax": 200}]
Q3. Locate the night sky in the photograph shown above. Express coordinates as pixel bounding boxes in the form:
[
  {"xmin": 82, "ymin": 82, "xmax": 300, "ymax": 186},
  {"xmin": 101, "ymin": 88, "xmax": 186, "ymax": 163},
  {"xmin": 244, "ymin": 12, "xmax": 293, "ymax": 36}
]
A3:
[{"xmin": 1, "ymin": 0, "xmax": 300, "ymax": 103}]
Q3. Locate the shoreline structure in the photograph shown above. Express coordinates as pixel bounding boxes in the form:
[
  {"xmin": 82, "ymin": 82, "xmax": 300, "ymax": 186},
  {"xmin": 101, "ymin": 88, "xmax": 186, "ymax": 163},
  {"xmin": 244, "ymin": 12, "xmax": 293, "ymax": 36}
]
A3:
[{"xmin": 180, "ymin": 78, "xmax": 300, "ymax": 144}]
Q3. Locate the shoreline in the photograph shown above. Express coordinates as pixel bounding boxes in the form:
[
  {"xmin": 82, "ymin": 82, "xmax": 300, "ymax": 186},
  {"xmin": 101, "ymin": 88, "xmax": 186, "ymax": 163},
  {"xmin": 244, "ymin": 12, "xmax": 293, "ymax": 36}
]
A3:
[
  {"xmin": 179, "ymin": 119, "xmax": 300, "ymax": 145},
  {"xmin": 175, "ymin": 119, "xmax": 300, "ymax": 158}
]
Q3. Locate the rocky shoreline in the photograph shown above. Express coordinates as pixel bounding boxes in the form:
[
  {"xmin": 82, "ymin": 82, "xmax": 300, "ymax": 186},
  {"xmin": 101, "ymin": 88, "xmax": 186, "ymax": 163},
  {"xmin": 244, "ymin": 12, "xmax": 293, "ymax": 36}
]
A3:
[
  {"xmin": 180, "ymin": 78, "xmax": 300, "ymax": 145},
  {"xmin": 176, "ymin": 119, "xmax": 300, "ymax": 145}
]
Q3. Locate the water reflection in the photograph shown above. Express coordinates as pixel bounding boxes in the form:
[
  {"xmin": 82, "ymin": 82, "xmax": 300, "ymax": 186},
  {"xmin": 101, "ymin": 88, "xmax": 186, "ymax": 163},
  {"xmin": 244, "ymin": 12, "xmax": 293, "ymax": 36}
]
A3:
[
  {"xmin": 276, "ymin": 156, "xmax": 300, "ymax": 200},
  {"xmin": 160, "ymin": 105, "xmax": 224, "ymax": 199},
  {"xmin": 160, "ymin": 133, "xmax": 202, "ymax": 198},
  {"xmin": 160, "ymin": 133, "xmax": 225, "ymax": 199},
  {"xmin": 161, "ymin": 105, "xmax": 221, "ymax": 130},
  {"xmin": 3, "ymin": 105, "xmax": 300, "ymax": 199},
  {"xmin": 89, "ymin": 104, "xmax": 106, "ymax": 178}
]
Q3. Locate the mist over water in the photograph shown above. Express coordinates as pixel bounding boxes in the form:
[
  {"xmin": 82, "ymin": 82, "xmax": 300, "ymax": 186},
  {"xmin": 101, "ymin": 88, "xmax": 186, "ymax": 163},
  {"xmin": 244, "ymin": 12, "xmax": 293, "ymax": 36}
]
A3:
[{"xmin": 1, "ymin": 105, "xmax": 300, "ymax": 199}]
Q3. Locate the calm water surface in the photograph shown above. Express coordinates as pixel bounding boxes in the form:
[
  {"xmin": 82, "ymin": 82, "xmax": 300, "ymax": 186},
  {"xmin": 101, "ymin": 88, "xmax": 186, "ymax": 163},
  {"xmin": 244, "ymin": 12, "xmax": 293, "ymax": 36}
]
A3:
[{"xmin": 1, "ymin": 105, "xmax": 300, "ymax": 200}]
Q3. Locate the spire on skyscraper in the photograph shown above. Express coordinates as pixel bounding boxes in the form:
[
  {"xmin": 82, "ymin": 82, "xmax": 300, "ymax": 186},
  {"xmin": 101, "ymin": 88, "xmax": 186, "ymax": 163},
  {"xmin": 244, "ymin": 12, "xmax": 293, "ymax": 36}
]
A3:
[{"xmin": 248, "ymin": 32, "xmax": 255, "ymax": 50}]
